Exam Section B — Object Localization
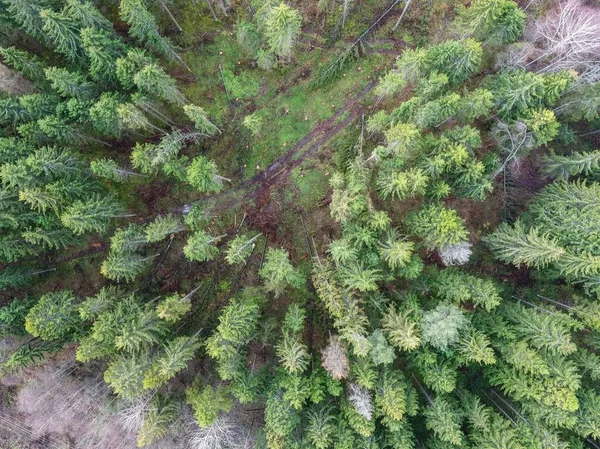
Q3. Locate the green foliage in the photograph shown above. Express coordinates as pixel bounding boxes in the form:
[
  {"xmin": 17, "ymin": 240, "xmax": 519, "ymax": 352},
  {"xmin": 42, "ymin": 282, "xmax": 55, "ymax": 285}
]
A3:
[
  {"xmin": 367, "ymin": 329, "xmax": 395, "ymax": 365},
  {"xmin": 421, "ymin": 303, "xmax": 468, "ymax": 351},
  {"xmin": 259, "ymin": 248, "xmax": 304, "ymax": 297},
  {"xmin": 405, "ymin": 205, "xmax": 468, "ymax": 250},
  {"xmin": 186, "ymin": 156, "xmax": 227, "ymax": 193},
  {"xmin": 143, "ymin": 336, "xmax": 201, "ymax": 389},
  {"xmin": 145, "ymin": 214, "xmax": 181, "ymax": 242},
  {"xmin": 136, "ymin": 395, "xmax": 177, "ymax": 447},
  {"xmin": 483, "ymin": 221, "xmax": 566, "ymax": 268},
  {"xmin": 382, "ymin": 304, "xmax": 421, "ymax": 352},
  {"xmin": 543, "ymin": 150, "xmax": 600, "ymax": 180},
  {"xmin": 225, "ymin": 233, "xmax": 261, "ymax": 265},
  {"xmin": 185, "ymin": 383, "xmax": 233, "ymax": 427},
  {"xmin": 25, "ymin": 290, "xmax": 79, "ymax": 341},
  {"xmin": 104, "ymin": 353, "xmax": 149, "ymax": 398},
  {"xmin": 61, "ymin": 194, "xmax": 123, "ymax": 235},
  {"xmin": 156, "ymin": 293, "xmax": 192, "ymax": 322},
  {"xmin": 455, "ymin": 0, "xmax": 525, "ymax": 43},
  {"xmin": 424, "ymin": 397, "xmax": 465, "ymax": 446},
  {"xmin": 184, "ymin": 104, "xmax": 219, "ymax": 136},
  {"xmin": 183, "ymin": 231, "xmax": 222, "ymax": 262}
]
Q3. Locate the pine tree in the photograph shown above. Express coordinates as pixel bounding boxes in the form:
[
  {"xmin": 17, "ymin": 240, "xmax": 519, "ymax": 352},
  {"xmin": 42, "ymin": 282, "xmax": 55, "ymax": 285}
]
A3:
[
  {"xmin": 455, "ymin": 0, "xmax": 525, "ymax": 44},
  {"xmin": 143, "ymin": 336, "xmax": 201, "ymax": 389},
  {"xmin": 101, "ymin": 251, "xmax": 156, "ymax": 282},
  {"xmin": 259, "ymin": 248, "xmax": 305, "ymax": 297},
  {"xmin": 44, "ymin": 67, "xmax": 96, "ymax": 99},
  {"xmin": 379, "ymin": 229, "xmax": 414, "ymax": 270},
  {"xmin": 90, "ymin": 158, "xmax": 140, "ymax": 182},
  {"xmin": 89, "ymin": 92, "xmax": 123, "ymax": 137},
  {"xmin": 145, "ymin": 214, "xmax": 182, "ymax": 242},
  {"xmin": 133, "ymin": 63, "xmax": 185, "ymax": 104},
  {"xmin": 225, "ymin": 233, "xmax": 261, "ymax": 265},
  {"xmin": 186, "ymin": 383, "xmax": 233, "ymax": 427},
  {"xmin": 382, "ymin": 304, "xmax": 421, "ymax": 352},
  {"xmin": 405, "ymin": 205, "xmax": 469, "ymax": 250},
  {"xmin": 424, "ymin": 396, "xmax": 465, "ymax": 446},
  {"xmin": 184, "ymin": 104, "xmax": 220, "ymax": 136},
  {"xmin": 40, "ymin": 9, "xmax": 83, "ymax": 61},
  {"xmin": 136, "ymin": 395, "xmax": 177, "ymax": 447},
  {"xmin": 0, "ymin": 46, "xmax": 46, "ymax": 82},
  {"xmin": 183, "ymin": 231, "xmax": 224, "ymax": 262},
  {"xmin": 63, "ymin": 0, "xmax": 112, "ymax": 31},
  {"xmin": 25, "ymin": 290, "xmax": 79, "ymax": 341},
  {"xmin": 483, "ymin": 221, "xmax": 566, "ymax": 268},
  {"xmin": 262, "ymin": 2, "xmax": 302, "ymax": 63},
  {"xmin": 186, "ymin": 156, "xmax": 230, "ymax": 194},
  {"xmin": 3, "ymin": 0, "xmax": 50, "ymax": 39},
  {"xmin": 61, "ymin": 195, "xmax": 126, "ymax": 235},
  {"xmin": 104, "ymin": 353, "xmax": 150, "ymax": 398},
  {"xmin": 156, "ymin": 293, "xmax": 192, "ymax": 322},
  {"xmin": 543, "ymin": 150, "xmax": 600, "ymax": 180},
  {"xmin": 421, "ymin": 303, "xmax": 468, "ymax": 351},
  {"xmin": 115, "ymin": 310, "xmax": 168, "ymax": 352}
]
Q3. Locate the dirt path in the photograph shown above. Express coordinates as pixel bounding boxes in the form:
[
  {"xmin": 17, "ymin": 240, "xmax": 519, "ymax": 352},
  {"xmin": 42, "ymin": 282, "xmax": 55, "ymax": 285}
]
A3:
[{"xmin": 201, "ymin": 79, "xmax": 377, "ymax": 214}]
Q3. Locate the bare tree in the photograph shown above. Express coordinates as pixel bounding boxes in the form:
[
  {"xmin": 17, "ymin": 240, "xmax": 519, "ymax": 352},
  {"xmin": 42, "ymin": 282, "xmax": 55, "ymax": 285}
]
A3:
[
  {"xmin": 321, "ymin": 335, "xmax": 350, "ymax": 380},
  {"xmin": 438, "ymin": 242, "xmax": 473, "ymax": 266},
  {"xmin": 491, "ymin": 120, "xmax": 534, "ymax": 179},
  {"xmin": 347, "ymin": 383, "xmax": 373, "ymax": 420},
  {"xmin": 521, "ymin": 0, "xmax": 600, "ymax": 83}
]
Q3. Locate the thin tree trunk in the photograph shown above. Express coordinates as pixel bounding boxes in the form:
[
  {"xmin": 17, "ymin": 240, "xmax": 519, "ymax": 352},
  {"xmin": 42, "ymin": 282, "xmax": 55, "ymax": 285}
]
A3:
[
  {"xmin": 157, "ymin": 0, "xmax": 183, "ymax": 32},
  {"xmin": 393, "ymin": 0, "xmax": 412, "ymax": 31}
]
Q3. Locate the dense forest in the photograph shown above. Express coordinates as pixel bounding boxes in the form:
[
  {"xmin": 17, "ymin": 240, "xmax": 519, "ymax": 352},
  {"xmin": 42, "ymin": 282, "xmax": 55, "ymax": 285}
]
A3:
[{"xmin": 1, "ymin": 0, "xmax": 600, "ymax": 448}]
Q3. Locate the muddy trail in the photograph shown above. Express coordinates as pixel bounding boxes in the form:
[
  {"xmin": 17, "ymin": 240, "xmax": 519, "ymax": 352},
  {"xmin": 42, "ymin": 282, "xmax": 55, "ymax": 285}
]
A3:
[{"xmin": 199, "ymin": 79, "xmax": 377, "ymax": 215}]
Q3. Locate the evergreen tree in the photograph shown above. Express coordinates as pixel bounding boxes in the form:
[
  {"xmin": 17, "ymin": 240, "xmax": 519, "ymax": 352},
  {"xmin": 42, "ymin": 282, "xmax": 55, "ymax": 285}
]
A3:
[
  {"xmin": 2, "ymin": 0, "xmax": 50, "ymax": 39},
  {"xmin": 405, "ymin": 205, "xmax": 469, "ymax": 250},
  {"xmin": 225, "ymin": 233, "xmax": 261, "ymax": 265},
  {"xmin": 133, "ymin": 63, "xmax": 185, "ymax": 104},
  {"xmin": 259, "ymin": 248, "xmax": 305, "ymax": 297},
  {"xmin": 183, "ymin": 231, "xmax": 224, "ymax": 262},
  {"xmin": 63, "ymin": 0, "xmax": 112, "ymax": 31},
  {"xmin": 143, "ymin": 336, "xmax": 201, "ymax": 389},
  {"xmin": 101, "ymin": 251, "xmax": 156, "ymax": 282},
  {"xmin": 543, "ymin": 150, "xmax": 600, "ymax": 180},
  {"xmin": 25, "ymin": 290, "xmax": 79, "ymax": 341},
  {"xmin": 0, "ymin": 46, "xmax": 46, "ymax": 83},
  {"xmin": 61, "ymin": 195, "xmax": 125, "ymax": 235},
  {"xmin": 455, "ymin": 0, "xmax": 525, "ymax": 43},
  {"xmin": 184, "ymin": 104, "xmax": 220, "ymax": 136},
  {"xmin": 90, "ymin": 158, "xmax": 140, "ymax": 182},
  {"xmin": 44, "ymin": 67, "xmax": 96, "ymax": 99},
  {"xmin": 89, "ymin": 92, "xmax": 123, "ymax": 137},
  {"xmin": 185, "ymin": 383, "xmax": 233, "ymax": 427},
  {"xmin": 262, "ymin": 2, "xmax": 302, "ymax": 63},
  {"xmin": 186, "ymin": 156, "xmax": 230, "ymax": 194},
  {"xmin": 145, "ymin": 214, "xmax": 182, "ymax": 242},
  {"xmin": 40, "ymin": 8, "xmax": 83, "ymax": 61}
]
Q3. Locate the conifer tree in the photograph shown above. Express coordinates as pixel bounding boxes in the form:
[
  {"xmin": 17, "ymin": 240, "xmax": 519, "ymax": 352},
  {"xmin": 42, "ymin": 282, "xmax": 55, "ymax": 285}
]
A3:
[
  {"xmin": 0, "ymin": 46, "xmax": 46, "ymax": 83},
  {"xmin": 225, "ymin": 233, "xmax": 261, "ymax": 265},
  {"xmin": 145, "ymin": 214, "xmax": 182, "ymax": 242},
  {"xmin": 40, "ymin": 9, "xmax": 83, "ymax": 61},
  {"xmin": 61, "ymin": 195, "xmax": 126, "ymax": 235},
  {"xmin": 143, "ymin": 336, "xmax": 201, "ymax": 389},
  {"xmin": 186, "ymin": 383, "xmax": 233, "ymax": 427},
  {"xmin": 184, "ymin": 104, "xmax": 220, "ymax": 136},
  {"xmin": 259, "ymin": 248, "xmax": 305, "ymax": 297},
  {"xmin": 186, "ymin": 156, "xmax": 230, "ymax": 194},
  {"xmin": 405, "ymin": 205, "xmax": 469, "ymax": 250},
  {"xmin": 133, "ymin": 63, "xmax": 185, "ymax": 105},
  {"xmin": 25, "ymin": 290, "xmax": 79, "ymax": 341},
  {"xmin": 2, "ymin": 0, "xmax": 50, "ymax": 39},
  {"xmin": 63, "ymin": 0, "xmax": 112, "ymax": 31},
  {"xmin": 262, "ymin": 2, "xmax": 302, "ymax": 63},
  {"xmin": 183, "ymin": 231, "xmax": 224, "ymax": 262}
]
